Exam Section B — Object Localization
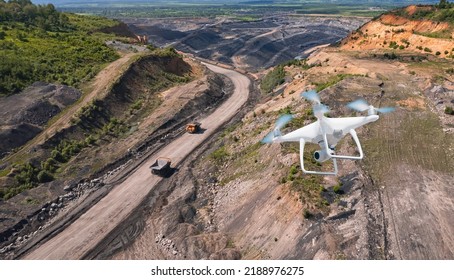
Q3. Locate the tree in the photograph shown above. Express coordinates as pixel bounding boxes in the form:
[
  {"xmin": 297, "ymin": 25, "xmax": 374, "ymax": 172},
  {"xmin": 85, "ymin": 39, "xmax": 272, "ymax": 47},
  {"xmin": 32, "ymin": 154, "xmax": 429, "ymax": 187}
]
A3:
[
  {"xmin": 439, "ymin": 0, "xmax": 448, "ymax": 9},
  {"xmin": 37, "ymin": 170, "xmax": 54, "ymax": 183},
  {"xmin": 438, "ymin": 0, "xmax": 454, "ymax": 9}
]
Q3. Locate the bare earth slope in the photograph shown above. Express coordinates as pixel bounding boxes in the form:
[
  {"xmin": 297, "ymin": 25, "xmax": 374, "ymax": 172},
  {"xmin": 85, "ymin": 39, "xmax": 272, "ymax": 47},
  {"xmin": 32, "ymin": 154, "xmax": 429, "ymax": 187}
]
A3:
[
  {"xmin": 23, "ymin": 63, "xmax": 250, "ymax": 259},
  {"xmin": 0, "ymin": 83, "xmax": 81, "ymax": 157},
  {"xmin": 341, "ymin": 6, "xmax": 454, "ymax": 58},
  {"xmin": 109, "ymin": 39, "xmax": 453, "ymax": 260}
]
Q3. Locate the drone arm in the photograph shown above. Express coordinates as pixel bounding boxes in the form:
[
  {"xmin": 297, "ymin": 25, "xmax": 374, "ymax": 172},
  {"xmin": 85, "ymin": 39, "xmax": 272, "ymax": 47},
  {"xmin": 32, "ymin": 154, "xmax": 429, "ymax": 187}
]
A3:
[
  {"xmin": 328, "ymin": 129, "xmax": 364, "ymax": 160},
  {"xmin": 299, "ymin": 139, "xmax": 338, "ymax": 175}
]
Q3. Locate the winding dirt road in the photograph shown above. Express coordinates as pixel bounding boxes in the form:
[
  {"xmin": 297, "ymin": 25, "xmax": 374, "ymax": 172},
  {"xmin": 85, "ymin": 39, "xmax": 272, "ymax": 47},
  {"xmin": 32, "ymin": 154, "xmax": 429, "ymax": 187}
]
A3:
[{"xmin": 23, "ymin": 63, "xmax": 250, "ymax": 259}]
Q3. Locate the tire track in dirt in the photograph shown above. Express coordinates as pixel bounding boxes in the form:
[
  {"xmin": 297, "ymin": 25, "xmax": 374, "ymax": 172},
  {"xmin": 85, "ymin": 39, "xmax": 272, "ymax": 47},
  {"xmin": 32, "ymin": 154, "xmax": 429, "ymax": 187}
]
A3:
[{"xmin": 22, "ymin": 63, "xmax": 250, "ymax": 259}]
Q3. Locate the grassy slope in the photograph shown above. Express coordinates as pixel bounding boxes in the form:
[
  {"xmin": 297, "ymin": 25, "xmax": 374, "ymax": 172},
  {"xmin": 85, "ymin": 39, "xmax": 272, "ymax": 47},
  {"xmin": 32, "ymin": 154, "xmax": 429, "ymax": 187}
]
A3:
[{"xmin": 0, "ymin": 13, "xmax": 123, "ymax": 96}]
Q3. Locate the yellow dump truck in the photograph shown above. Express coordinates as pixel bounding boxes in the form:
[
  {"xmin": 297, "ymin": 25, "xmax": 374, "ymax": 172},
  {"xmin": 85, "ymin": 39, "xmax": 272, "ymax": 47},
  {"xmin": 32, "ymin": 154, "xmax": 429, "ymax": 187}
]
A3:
[{"xmin": 185, "ymin": 122, "xmax": 201, "ymax": 134}]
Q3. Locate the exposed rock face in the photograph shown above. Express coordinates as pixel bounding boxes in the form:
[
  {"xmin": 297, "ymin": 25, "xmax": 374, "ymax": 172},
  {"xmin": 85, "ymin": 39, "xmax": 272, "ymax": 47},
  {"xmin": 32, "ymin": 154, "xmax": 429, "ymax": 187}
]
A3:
[
  {"xmin": 341, "ymin": 6, "xmax": 454, "ymax": 58},
  {"xmin": 0, "ymin": 82, "xmax": 81, "ymax": 157}
]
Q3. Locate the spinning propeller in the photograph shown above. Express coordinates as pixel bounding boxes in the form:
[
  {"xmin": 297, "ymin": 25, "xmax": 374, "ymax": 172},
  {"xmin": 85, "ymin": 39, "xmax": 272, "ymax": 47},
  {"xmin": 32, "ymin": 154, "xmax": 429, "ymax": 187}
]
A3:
[
  {"xmin": 261, "ymin": 114, "xmax": 293, "ymax": 144},
  {"xmin": 301, "ymin": 90, "xmax": 329, "ymax": 115},
  {"xmin": 347, "ymin": 99, "xmax": 395, "ymax": 115}
]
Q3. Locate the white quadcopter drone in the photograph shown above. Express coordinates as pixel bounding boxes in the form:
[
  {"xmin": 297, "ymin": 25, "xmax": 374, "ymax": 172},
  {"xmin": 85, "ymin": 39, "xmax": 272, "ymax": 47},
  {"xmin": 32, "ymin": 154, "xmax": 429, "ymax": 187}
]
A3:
[{"xmin": 261, "ymin": 90, "xmax": 394, "ymax": 175}]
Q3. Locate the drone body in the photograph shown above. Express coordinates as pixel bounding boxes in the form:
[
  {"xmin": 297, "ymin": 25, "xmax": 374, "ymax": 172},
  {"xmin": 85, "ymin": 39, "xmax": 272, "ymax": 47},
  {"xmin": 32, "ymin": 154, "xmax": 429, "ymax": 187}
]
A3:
[{"xmin": 262, "ymin": 90, "xmax": 394, "ymax": 175}]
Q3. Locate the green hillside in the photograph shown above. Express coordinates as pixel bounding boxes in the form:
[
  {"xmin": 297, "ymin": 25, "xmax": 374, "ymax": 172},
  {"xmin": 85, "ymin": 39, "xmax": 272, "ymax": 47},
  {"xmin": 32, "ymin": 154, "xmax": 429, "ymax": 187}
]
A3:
[{"xmin": 0, "ymin": 0, "xmax": 125, "ymax": 96}]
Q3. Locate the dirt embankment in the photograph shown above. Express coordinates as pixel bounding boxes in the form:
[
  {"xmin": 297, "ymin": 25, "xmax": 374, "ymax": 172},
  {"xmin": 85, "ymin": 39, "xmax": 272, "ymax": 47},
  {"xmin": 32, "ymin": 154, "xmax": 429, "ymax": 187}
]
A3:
[
  {"xmin": 341, "ymin": 7, "xmax": 454, "ymax": 58},
  {"xmin": 104, "ymin": 42, "xmax": 454, "ymax": 260},
  {"xmin": 0, "ymin": 83, "xmax": 81, "ymax": 158},
  {"xmin": 0, "ymin": 53, "xmax": 233, "ymax": 258}
]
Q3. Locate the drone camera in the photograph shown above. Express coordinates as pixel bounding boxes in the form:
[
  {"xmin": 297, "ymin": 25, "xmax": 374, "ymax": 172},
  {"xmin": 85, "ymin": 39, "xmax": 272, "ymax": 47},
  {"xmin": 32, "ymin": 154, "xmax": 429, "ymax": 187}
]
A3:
[{"xmin": 314, "ymin": 150, "xmax": 331, "ymax": 163}]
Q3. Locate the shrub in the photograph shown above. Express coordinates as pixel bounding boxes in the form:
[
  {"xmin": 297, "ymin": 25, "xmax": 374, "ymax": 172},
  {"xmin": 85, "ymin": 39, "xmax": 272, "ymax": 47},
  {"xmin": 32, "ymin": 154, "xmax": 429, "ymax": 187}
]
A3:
[
  {"xmin": 37, "ymin": 170, "xmax": 54, "ymax": 183},
  {"xmin": 85, "ymin": 135, "xmax": 96, "ymax": 145},
  {"xmin": 384, "ymin": 52, "xmax": 398, "ymax": 59},
  {"xmin": 260, "ymin": 65, "xmax": 286, "ymax": 94},
  {"xmin": 389, "ymin": 41, "xmax": 398, "ymax": 49},
  {"xmin": 51, "ymin": 149, "xmax": 67, "ymax": 163},
  {"xmin": 303, "ymin": 209, "xmax": 313, "ymax": 219},
  {"xmin": 445, "ymin": 106, "xmax": 454, "ymax": 115},
  {"xmin": 210, "ymin": 146, "xmax": 229, "ymax": 163},
  {"xmin": 41, "ymin": 158, "xmax": 58, "ymax": 172},
  {"xmin": 333, "ymin": 184, "xmax": 344, "ymax": 194},
  {"xmin": 290, "ymin": 165, "xmax": 299, "ymax": 175}
]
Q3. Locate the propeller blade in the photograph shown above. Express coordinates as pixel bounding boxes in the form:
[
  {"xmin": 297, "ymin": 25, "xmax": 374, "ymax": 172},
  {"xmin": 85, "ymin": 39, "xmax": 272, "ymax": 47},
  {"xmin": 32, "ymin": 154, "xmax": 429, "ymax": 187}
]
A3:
[
  {"xmin": 301, "ymin": 90, "xmax": 320, "ymax": 104},
  {"xmin": 261, "ymin": 131, "xmax": 275, "ymax": 144},
  {"xmin": 275, "ymin": 114, "xmax": 293, "ymax": 130},
  {"xmin": 261, "ymin": 114, "xmax": 293, "ymax": 144},
  {"xmin": 314, "ymin": 104, "xmax": 329, "ymax": 115},
  {"xmin": 377, "ymin": 107, "xmax": 395, "ymax": 114},
  {"xmin": 347, "ymin": 99, "xmax": 369, "ymax": 112}
]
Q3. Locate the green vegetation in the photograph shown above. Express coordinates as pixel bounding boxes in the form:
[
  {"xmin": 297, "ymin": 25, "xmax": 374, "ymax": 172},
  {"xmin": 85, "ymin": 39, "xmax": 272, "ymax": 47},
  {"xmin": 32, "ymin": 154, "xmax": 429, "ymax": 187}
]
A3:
[
  {"xmin": 445, "ymin": 106, "xmax": 454, "ymax": 115},
  {"xmin": 313, "ymin": 74, "xmax": 360, "ymax": 92},
  {"xmin": 389, "ymin": 41, "xmax": 399, "ymax": 49},
  {"xmin": 333, "ymin": 183, "xmax": 344, "ymax": 194},
  {"xmin": 0, "ymin": 0, "xmax": 69, "ymax": 31},
  {"xmin": 71, "ymin": 99, "xmax": 105, "ymax": 125},
  {"xmin": 260, "ymin": 59, "xmax": 315, "ymax": 94},
  {"xmin": 2, "ymin": 132, "xmax": 102, "ymax": 199},
  {"xmin": 284, "ymin": 162, "xmax": 328, "ymax": 211},
  {"xmin": 150, "ymin": 46, "xmax": 181, "ymax": 58},
  {"xmin": 281, "ymin": 59, "xmax": 313, "ymax": 69},
  {"xmin": 260, "ymin": 65, "xmax": 286, "ymax": 94},
  {"xmin": 0, "ymin": 0, "xmax": 122, "ymax": 96},
  {"xmin": 384, "ymin": 52, "xmax": 398, "ymax": 59},
  {"xmin": 2, "ymin": 99, "xmax": 133, "ymax": 200},
  {"xmin": 1, "ymin": 43, "xmax": 192, "ymax": 199},
  {"xmin": 210, "ymin": 146, "xmax": 229, "ymax": 163}
]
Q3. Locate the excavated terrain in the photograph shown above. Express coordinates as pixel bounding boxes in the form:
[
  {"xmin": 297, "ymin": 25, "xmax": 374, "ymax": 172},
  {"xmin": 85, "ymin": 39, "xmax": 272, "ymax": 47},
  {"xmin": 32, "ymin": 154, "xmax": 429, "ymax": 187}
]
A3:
[
  {"xmin": 2, "ymin": 9, "xmax": 453, "ymax": 261},
  {"xmin": 107, "ymin": 46, "xmax": 453, "ymax": 260},
  {"xmin": 123, "ymin": 15, "xmax": 367, "ymax": 71},
  {"xmin": 0, "ymin": 83, "xmax": 81, "ymax": 158},
  {"xmin": 0, "ymin": 54, "xmax": 233, "ymax": 258},
  {"xmin": 341, "ymin": 5, "xmax": 454, "ymax": 58}
]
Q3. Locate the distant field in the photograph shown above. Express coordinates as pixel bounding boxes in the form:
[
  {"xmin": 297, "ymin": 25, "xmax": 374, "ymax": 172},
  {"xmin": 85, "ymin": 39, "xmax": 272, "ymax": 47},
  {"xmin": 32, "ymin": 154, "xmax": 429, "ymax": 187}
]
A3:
[{"xmin": 55, "ymin": 1, "xmax": 440, "ymax": 18}]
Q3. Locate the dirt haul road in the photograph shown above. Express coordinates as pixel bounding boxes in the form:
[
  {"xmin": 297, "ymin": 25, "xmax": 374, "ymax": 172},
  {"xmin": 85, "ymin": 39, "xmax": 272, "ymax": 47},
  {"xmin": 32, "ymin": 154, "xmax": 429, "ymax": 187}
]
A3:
[{"xmin": 23, "ymin": 63, "xmax": 250, "ymax": 259}]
